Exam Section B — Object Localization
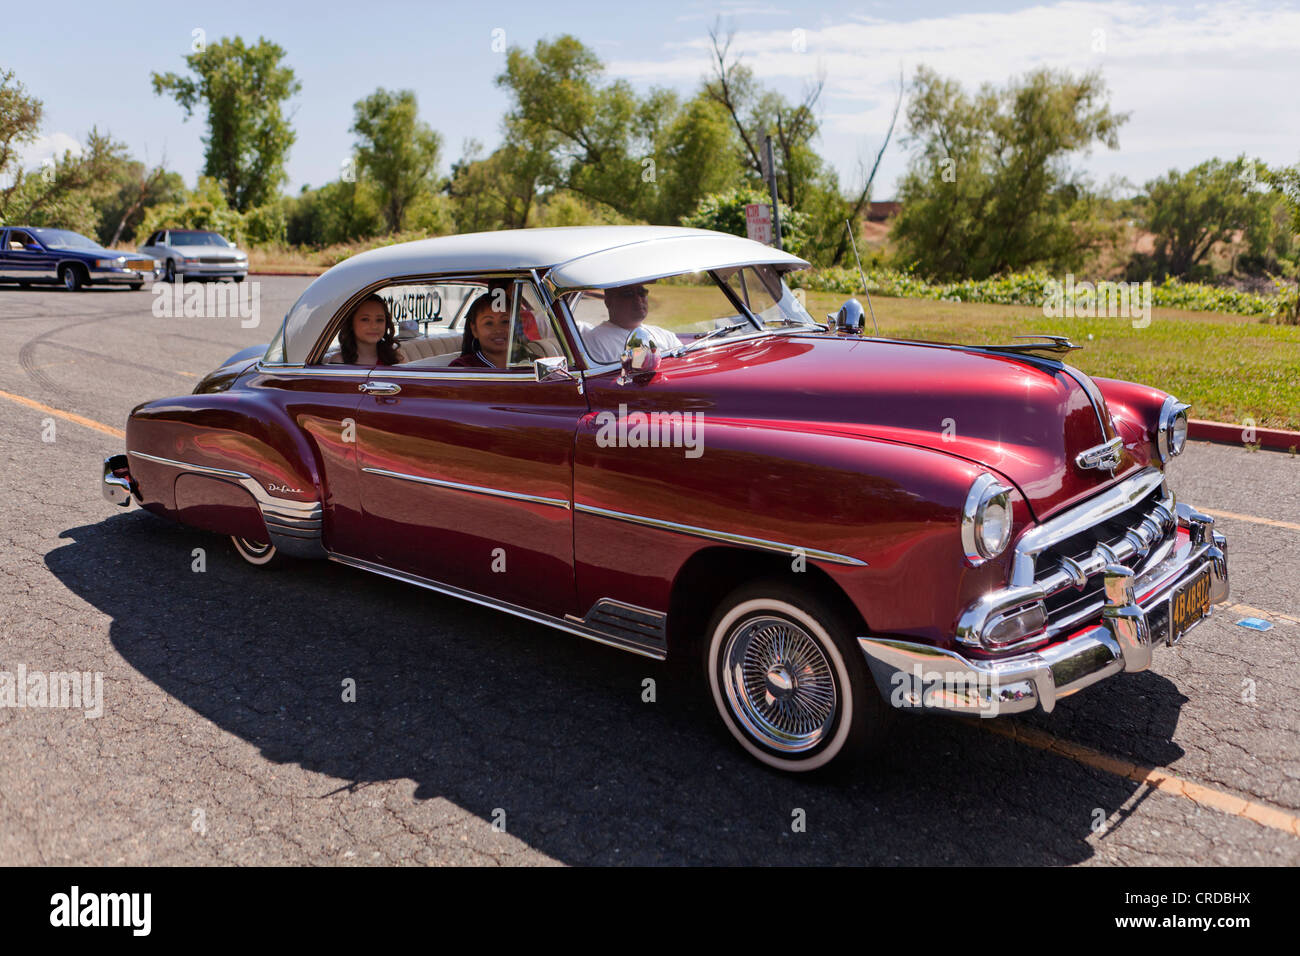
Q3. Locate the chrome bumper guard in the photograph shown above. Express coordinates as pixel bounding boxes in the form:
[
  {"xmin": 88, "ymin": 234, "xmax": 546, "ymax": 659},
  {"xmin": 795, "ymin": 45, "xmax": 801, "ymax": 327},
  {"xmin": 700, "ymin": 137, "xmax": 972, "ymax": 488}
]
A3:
[
  {"xmin": 858, "ymin": 506, "xmax": 1228, "ymax": 717},
  {"xmin": 102, "ymin": 454, "xmax": 133, "ymax": 506}
]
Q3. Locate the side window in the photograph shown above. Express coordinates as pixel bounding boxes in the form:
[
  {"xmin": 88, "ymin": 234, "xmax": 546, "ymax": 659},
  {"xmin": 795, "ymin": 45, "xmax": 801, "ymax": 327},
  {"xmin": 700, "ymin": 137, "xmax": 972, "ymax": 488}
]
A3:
[
  {"xmin": 315, "ymin": 275, "xmax": 570, "ymax": 372},
  {"xmin": 509, "ymin": 281, "xmax": 570, "ymax": 366},
  {"xmin": 9, "ymin": 230, "xmax": 34, "ymax": 251}
]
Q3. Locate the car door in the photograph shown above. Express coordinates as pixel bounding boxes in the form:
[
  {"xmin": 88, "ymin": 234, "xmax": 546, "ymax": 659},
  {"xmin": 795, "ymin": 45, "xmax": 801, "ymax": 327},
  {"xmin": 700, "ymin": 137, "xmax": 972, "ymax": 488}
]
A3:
[
  {"xmin": 4, "ymin": 230, "xmax": 54, "ymax": 283},
  {"xmin": 351, "ymin": 279, "xmax": 587, "ymax": 618}
]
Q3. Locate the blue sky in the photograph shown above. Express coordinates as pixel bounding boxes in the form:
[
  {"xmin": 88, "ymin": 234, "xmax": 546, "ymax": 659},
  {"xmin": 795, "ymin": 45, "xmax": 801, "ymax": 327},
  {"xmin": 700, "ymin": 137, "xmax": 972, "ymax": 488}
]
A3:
[{"xmin": 5, "ymin": 0, "xmax": 1299, "ymax": 201}]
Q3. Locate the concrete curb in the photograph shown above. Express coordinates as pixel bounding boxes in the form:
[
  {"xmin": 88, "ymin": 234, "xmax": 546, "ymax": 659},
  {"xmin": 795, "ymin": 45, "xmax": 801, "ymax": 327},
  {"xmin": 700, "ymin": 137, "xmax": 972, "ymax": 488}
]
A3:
[{"xmin": 1189, "ymin": 419, "xmax": 1300, "ymax": 452}]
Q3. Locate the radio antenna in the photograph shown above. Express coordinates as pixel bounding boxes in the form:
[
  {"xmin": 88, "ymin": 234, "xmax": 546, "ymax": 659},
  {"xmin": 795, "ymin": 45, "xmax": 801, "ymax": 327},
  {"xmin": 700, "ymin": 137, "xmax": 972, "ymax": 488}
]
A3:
[{"xmin": 845, "ymin": 219, "xmax": 879, "ymax": 337}]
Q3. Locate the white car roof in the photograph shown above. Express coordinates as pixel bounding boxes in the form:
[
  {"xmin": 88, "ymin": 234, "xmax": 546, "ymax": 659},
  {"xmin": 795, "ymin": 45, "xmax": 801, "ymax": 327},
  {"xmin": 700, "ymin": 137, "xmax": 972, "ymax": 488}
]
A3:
[{"xmin": 276, "ymin": 226, "xmax": 808, "ymax": 363}]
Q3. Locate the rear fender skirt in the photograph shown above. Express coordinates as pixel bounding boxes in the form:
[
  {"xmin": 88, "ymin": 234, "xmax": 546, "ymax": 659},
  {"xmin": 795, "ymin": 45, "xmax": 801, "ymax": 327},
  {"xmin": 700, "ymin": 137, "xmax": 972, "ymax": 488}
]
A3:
[{"xmin": 130, "ymin": 450, "xmax": 325, "ymax": 558}]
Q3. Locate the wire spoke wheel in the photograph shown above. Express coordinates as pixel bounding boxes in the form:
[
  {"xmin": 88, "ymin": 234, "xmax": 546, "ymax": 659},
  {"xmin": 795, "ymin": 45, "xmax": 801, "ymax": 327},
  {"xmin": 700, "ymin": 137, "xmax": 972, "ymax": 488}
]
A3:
[{"xmin": 722, "ymin": 615, "xmax": 838, "ymax": 753}]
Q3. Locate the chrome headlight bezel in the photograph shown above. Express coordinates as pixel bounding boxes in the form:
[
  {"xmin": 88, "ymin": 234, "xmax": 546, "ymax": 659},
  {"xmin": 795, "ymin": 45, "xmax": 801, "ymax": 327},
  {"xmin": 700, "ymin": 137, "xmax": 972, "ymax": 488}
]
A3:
[
  {"xmin": 962, "ymin": 473, "xmax": 1014, "ymax": 566},
  {"xmin": 1157, "ymin": 395, "xmax": 1191, "ymax": 462}
]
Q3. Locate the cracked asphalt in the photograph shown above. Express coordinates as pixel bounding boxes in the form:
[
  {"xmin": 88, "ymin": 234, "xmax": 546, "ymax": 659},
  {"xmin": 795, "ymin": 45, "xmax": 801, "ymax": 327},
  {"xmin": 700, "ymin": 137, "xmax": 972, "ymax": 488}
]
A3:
[{"xmin": 1, "ymin": 277, "xmax": 1296, "ymax": 866}]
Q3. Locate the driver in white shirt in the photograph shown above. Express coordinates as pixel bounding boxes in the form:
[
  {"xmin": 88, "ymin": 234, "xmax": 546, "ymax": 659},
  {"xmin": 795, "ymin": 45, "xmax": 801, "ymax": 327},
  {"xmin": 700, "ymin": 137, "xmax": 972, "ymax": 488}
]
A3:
[{"xmin": 583, "ymin": 284, "xmax": 683, "ymax": 364}]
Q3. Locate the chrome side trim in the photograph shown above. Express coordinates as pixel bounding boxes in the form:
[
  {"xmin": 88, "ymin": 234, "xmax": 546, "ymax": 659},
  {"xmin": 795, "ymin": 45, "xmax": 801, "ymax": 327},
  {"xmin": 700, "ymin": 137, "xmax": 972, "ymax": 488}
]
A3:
[
  {"xmin": 328, "ymin": 554, "xmax": 666, "ymax": 660},
  {"xmin": 360, "ymin": 466, "xmax": 571, "ymax": 509},
  {"xmin": 565, "ymin": 597, "xmax": 668, "ymax": 652},
  {"xmin": 128, "ymin": 450, "xmax": 325, "ymax": 558},
  {"xmin": 574, "ymin": 502, "xmax": 867, "ymax": 567}
]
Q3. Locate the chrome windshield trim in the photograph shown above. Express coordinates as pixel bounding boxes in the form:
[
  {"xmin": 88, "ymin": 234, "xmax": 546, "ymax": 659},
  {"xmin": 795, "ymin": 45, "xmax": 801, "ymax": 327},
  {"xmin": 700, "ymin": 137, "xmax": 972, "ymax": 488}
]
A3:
[
  {"xmin": 361, "ymin": 466, "xmax": 571, "ymax": 509},
  {"xmin": 574, "ymin": 503, "xmax": 867, "ymax": 567}
]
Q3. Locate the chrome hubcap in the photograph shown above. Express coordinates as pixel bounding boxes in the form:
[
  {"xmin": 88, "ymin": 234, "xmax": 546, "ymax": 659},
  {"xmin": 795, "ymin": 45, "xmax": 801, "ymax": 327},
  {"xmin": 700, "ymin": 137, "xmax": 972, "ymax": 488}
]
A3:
[
  {"xmin": 722, "ymin": 615, "xmax": 838, "ymax": 753},
  {"xmin": 236, "ymin": 538, "xmax": 272, "ymax": 557}
]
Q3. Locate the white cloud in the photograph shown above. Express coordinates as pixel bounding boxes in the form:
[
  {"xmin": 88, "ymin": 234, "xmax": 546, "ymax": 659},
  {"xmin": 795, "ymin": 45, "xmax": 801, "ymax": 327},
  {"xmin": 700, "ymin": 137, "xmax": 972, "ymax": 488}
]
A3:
[
  {"xmin": 17, "ymin": 132, "xmax": 83, "ymax": 170},
  {"xmin": 607, "ymin": 0, "xmax": 1300, "ymax": 195}
]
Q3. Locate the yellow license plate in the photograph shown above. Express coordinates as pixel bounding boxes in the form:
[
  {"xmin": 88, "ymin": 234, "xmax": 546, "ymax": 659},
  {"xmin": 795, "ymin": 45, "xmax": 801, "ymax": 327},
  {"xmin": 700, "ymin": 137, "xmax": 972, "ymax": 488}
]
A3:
[{"xmin": 1170, "ymin": 566, "xmax": 1211, "ymax": 641}]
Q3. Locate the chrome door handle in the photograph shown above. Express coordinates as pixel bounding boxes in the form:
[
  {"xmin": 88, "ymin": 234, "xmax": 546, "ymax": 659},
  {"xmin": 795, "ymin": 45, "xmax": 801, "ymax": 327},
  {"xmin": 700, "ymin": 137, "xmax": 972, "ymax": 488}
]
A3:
[{"xmin": 359, "ymin": 381, "xmax": 402, "ymax": 395}]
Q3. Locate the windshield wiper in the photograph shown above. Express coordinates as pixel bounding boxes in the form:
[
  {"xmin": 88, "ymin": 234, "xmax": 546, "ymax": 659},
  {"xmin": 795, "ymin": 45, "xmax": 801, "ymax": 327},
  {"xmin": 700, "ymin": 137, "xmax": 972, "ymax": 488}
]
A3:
[{"xmin": 672, "ymin": 321, "xmax": 752, "ymax": 356}]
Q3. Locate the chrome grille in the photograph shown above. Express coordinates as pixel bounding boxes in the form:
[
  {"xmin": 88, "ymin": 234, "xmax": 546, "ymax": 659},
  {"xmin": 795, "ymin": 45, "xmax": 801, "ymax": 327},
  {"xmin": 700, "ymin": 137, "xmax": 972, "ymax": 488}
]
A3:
[
  {"xmin": 957, "ymin": 467, "xmax": 1177, "ymax": 651},
  {"xmin": 1035, "ymin": 483, "xmax": 1176, "ymax": 639}
]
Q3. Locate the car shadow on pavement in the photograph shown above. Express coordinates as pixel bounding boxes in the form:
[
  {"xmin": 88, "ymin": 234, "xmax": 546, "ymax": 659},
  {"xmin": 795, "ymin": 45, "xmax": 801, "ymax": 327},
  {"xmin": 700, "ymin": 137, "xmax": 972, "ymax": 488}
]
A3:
[{"xmin": 49, "ymin": 511, "xmax": 1190, "ymax": 865}]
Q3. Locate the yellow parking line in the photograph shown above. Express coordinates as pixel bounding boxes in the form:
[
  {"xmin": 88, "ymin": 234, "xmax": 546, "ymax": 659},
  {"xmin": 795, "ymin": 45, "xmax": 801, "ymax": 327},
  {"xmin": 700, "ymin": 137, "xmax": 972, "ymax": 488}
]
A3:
[
  {"xmin": 1200, "ymin": 507, "xmax": 1300, "ymax": 533},
  {"xmin": 980, "ymin": 721, "xmax": 1300, "ymax": 837},
  {"xmin": 0, "ymin": 388, "xmax": 125, "ymax": 439}
]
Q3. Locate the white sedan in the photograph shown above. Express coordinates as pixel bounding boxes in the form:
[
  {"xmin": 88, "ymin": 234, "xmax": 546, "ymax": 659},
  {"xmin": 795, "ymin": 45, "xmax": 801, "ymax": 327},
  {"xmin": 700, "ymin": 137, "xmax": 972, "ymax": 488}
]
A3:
[{"xmin": 138, "ymin": 229, "xmax": 248, "ymax": 283}]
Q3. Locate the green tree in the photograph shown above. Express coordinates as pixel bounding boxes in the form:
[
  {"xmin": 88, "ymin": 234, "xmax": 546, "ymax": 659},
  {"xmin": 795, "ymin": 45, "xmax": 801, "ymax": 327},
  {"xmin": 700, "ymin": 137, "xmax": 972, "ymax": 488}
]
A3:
[
  {"xmin": 286, "ymin": 178, "xmax": 385, "ymax": 246},
  {"xmin": 681, "ymin": 185, "xmax": 809, "ymax": 257},
  {"xmin": 0, "ymin": 67, "xmax": 43, "ymax": 217},
  {"xmin": 1263, "ymin": 160, "xmax": 1300, "ymax": 322},
  {"xmin": 350, "ymin": 88, "xmax": 442, "ymax": 233},
  {"xmin": 1, "ymin": 126, "xmax": 134, "ymax": 235},
  {"xmin": 93, "ymin": 160, "xmax": 186, "ymax": 246},
  {"xmin": 136, "ymin": 176, "xmax": 248, "ymax": 245},
  {"xmin": 497, "ymin": 36, "xmax": 644, "ymax": 218},
  {"xmin": 1140, "ymin": 157, "xmax": 1287, "ymax": 279},
  {"xmin": 152, "ymin": 36, "xmax": 300, "ymax": 211},
  {"xmin": 892, "ymin": 65, "xmax": 1127, "ymax": 279}
]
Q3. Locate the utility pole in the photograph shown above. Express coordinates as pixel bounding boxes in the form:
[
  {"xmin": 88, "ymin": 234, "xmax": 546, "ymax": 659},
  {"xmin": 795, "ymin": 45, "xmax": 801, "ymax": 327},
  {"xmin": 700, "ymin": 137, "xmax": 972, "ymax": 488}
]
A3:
[{"xmin": 763, "ymin": 134, "xmax": 783, "ymax": 251}]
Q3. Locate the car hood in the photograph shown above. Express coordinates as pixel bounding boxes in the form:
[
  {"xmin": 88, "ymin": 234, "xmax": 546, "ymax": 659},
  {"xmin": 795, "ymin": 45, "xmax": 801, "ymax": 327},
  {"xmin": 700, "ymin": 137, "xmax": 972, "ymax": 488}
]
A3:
[{"xmin": 648, "ymin": 333, "xmax": 1148, "ymax": 521}]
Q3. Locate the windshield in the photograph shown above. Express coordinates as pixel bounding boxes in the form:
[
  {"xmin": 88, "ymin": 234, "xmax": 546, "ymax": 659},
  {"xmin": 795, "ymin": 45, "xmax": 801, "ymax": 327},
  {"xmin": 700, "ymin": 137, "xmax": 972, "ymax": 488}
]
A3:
[
  {"xmin": 564, "ymin": 265, "xmax": 816, "ymax": 365},
  {"xmin": 169, "ymin": 231, "xmax": 229, "ymax": 246},
  {"xmin": 30, "ymin": 228, "xmax": 100, "ymax": 250}
]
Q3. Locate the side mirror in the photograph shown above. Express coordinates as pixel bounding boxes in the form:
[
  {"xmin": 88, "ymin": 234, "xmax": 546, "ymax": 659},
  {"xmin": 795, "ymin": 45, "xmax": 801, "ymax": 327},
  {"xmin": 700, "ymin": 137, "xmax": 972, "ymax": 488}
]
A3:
[
  {"xmin": 828, "ymin": 298, "xmax": 866, "ymax": 335},
  {"xmin": 617, "ymin": 326, "xmax": 661, "ymax": 386},
  {"xmin": 535, "ymin": 355, "xmax": 576, "ymax": 383}
]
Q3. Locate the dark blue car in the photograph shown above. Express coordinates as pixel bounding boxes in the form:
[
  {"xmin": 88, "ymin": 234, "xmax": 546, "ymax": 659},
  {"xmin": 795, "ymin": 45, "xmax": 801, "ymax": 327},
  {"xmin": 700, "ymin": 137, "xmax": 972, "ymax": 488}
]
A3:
[{"xmin": 0, "ymin": 226, "xmax": 158, "ymax": 291}]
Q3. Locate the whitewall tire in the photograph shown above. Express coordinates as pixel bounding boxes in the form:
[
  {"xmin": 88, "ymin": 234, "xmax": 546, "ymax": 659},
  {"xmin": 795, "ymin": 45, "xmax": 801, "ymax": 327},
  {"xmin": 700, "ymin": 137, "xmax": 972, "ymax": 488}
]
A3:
[{"xmin": 705, "ymin": 582, "xmax": 886, "ymax": 773}]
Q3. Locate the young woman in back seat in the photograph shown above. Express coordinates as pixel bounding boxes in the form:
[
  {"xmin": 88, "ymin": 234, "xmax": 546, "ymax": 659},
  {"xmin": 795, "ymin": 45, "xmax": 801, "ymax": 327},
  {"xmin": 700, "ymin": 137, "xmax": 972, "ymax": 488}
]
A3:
[{"xmin": 329, "ymin": 294, "xmax": 408, "ymax": 366}]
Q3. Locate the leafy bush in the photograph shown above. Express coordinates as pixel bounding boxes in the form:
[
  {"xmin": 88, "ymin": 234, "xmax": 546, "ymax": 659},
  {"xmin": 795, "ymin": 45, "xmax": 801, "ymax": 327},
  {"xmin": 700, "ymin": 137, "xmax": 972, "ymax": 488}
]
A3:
[
  {"xmin": 788, "ymin": 266, "xmax": 1298, "ymax": 319},
  {"xmin": 681, "ymin": 186, "xmax": 810, "ymax": 258}
]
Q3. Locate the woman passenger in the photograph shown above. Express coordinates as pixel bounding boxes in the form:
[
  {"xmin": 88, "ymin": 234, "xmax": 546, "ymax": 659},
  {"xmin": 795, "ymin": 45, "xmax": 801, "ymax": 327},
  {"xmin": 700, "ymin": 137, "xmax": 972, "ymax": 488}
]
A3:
[
  {"xmin": 332, "ymin": 294, "xmax": 407, "ymax": 365},
  {"xmin": 450, "ymin": 294, "xmax": 512, "ymax": 368}
]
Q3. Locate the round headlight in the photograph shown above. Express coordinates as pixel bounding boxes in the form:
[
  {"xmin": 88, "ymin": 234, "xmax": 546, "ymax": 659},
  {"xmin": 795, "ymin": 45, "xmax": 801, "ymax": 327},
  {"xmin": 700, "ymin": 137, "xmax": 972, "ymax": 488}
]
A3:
[
  {"xmin": 1157, "ymin": 396, "xmax": 1191, "ymax": 461},
  {"xmin": 962, "ymin": 474, "xmax": 1014, "ymax": 566}
]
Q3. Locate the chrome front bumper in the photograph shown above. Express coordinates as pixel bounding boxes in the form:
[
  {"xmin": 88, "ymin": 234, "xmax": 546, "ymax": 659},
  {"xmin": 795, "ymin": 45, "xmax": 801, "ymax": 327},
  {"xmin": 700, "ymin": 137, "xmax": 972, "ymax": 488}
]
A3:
[
  {"xmin": 178, "ymin": 263, "xmax": 247, "ymax": 277},
  {"xmin": 91, "ymin": 265, "xmax": 158, "ymax": 284},
  {"xmin": 859, "ymin": 508, "xmax": 1228, "ymax": 717}
]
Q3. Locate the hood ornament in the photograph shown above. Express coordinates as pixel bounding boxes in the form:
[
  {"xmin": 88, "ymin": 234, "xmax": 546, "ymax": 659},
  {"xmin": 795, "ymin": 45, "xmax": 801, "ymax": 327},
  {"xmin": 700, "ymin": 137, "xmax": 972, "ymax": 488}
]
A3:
[{"xmin": 988, "ymin": 334, "xmax": 1082, "ymax": 356}]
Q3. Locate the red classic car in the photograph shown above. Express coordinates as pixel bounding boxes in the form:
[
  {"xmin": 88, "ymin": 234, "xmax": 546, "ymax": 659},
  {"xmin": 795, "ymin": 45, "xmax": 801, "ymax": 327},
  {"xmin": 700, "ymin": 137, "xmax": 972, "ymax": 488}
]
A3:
[{"xmin": 101, "ymin": 225, "xmax": 1229, "ymax": 772}]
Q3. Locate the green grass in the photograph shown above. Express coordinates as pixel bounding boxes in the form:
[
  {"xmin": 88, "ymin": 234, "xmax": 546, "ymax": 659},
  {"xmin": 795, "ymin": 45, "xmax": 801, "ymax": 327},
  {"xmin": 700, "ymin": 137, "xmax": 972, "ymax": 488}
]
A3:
[{"xmin": 642, "ymin": 286, "xmax": 1300, "ymax": 430}]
